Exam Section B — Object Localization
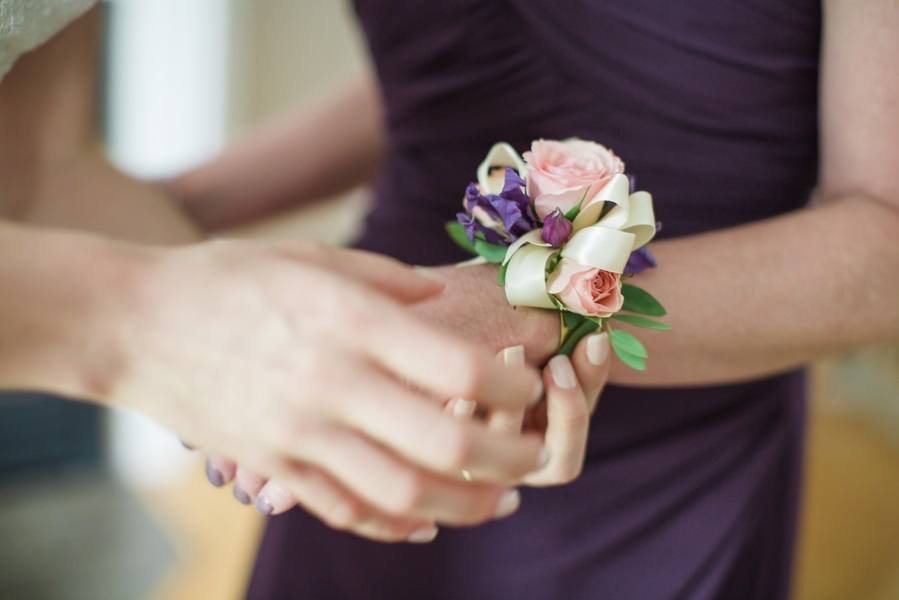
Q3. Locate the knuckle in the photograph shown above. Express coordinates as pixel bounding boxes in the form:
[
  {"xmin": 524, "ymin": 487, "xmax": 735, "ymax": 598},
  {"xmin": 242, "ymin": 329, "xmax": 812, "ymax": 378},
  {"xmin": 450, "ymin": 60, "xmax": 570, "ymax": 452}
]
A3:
[
  {"xmin": 557, "ymin": 403, "xmax": 590, "ymax": 433},
  {"xmin": 553, "ymin": 461, "xmax": 584, "ymax": 485},
  {"xmin": 322, "ymin": 500, "xmax": 365, "ymax": 530},
  {"xmin": 437, "ymin": 423, "xmax": 474, "ymax": 471},
  {"xmin": 387, "ymin": 473, "xmax": 427, "ymax": 514}
]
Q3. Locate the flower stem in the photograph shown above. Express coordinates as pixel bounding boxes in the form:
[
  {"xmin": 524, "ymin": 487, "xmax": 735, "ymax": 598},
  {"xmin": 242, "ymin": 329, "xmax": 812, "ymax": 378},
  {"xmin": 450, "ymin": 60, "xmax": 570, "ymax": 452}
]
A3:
[{"xmin": 557, "ymin": 316, "xmax": 600, "ymax": 356}]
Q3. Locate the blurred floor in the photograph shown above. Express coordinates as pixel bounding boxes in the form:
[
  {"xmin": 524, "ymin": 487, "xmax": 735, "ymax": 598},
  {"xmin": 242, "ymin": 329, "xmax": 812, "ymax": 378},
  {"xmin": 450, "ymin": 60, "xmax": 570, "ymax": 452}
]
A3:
[{"xmin": 0, "ymin": 468, "xmax": 174, "ymax": 600}]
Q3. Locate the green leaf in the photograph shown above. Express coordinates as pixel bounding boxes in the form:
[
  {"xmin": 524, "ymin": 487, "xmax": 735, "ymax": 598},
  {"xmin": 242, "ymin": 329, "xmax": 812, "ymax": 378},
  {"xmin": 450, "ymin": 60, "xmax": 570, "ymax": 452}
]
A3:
[
  {"xmin": 611, "ymin": 313, "xmax": 670, "ymax": 331},
  {"xmin": 497, "ymin": 262, "xmax": 509, "ymax": 286},
  {"xmin": 473, "ymin": 239, "xmax": 507, "ymax": 263},
  {"xmin": 620, "ymin": 283, "xmax": 667, "ymax": 317},
  {"xmin": 445, "ymin": 221, "xmax": 477, "ymax": 255},
  {"xmin": 614, "ymin": 348, "xmax": 647, "ymax": 371},
  {"xmin": 609, "ymin": 328, "xmax": 648, "ymax": 358}
]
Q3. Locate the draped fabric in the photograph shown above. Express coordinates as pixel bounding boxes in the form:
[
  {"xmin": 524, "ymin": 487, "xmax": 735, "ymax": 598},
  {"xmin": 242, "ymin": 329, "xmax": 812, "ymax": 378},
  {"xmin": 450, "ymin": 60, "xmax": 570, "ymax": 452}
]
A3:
[
  {"xmin": 250, "ymin": 2, "xmax": 820, "ymax": 598},
  {"xmin": 0, "ymin": 0, "xmax": 96, "ymax": 80}
]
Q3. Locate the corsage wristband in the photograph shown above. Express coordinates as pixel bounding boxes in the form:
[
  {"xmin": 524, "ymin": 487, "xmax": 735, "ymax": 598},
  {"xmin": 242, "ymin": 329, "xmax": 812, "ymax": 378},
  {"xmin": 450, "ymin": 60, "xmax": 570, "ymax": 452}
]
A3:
[{"xmin": 446, "ymin": 139, "xmax": 669, "ymax": 371}]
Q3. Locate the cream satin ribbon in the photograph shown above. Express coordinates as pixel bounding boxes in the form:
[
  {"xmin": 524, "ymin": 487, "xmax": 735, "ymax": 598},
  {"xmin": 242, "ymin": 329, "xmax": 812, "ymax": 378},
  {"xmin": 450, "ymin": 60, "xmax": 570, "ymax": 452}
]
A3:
[{"xmin": 502, "ymin": 173, "xmax": 657, "ymax": 309}]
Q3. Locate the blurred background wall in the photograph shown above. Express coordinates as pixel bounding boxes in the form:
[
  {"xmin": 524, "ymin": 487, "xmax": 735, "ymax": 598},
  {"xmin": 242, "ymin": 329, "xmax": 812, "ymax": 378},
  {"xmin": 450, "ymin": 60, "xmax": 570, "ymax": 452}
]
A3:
[{"xmin": 0, "ymin": 2, "xmax": 897, "ymax": 599}]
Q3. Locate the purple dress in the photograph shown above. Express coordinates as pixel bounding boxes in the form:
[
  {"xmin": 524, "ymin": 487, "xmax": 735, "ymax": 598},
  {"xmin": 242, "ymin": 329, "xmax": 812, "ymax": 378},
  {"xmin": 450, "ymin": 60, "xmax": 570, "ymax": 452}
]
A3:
[{"xmin": 248, "ymin": 2, "xmax": 820, "ymax": 598}]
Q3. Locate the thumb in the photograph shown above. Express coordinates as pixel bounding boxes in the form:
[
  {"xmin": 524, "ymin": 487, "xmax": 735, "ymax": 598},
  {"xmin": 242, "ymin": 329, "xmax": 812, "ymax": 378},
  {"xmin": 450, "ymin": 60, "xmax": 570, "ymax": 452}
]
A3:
[{"xmin": 570, "ymin": 331, "xmax": 611, "ymax": 414}]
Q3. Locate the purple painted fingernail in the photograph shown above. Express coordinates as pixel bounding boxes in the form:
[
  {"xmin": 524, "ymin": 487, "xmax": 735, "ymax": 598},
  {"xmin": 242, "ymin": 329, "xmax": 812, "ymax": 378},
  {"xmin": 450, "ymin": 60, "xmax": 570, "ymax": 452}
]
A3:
[
  {"xmin": 255, "ymin": 495, "xmax": 273, "ymax": 516},
  {"xmin": 233, "ymin": 485, "xmax": 251, "ymax": 505},
  {"xmin": 205, "ymin": 460, "xmax": 225, "ymax": 487}
]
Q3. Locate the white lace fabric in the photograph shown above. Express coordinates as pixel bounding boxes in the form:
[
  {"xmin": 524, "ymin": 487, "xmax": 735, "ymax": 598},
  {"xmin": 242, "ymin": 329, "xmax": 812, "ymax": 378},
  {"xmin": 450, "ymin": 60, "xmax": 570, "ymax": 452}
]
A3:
[{"xmin": 0, "ymin": 0, "xmax": 97, "ymax": 80}]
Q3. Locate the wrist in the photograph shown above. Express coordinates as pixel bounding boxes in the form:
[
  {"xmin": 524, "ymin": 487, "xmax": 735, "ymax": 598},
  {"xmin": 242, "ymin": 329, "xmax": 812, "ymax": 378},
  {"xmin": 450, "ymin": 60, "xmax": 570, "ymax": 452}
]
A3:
[
  {"xmin": 0, "ymin": 226, "xmax": 156, "ymax": 405},
  {"xmin": 444, "ymin": 263, "xmax": 560, "ymax": 364}
]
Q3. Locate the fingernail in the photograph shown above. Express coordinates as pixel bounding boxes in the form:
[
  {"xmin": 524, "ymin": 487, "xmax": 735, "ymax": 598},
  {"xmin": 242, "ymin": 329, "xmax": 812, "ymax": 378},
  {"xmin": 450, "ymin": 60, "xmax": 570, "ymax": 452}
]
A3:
[
  {"xmin": 408, "ymin": 526, "xmax": 439, "ymax": 543},
  {"xmin": 494, "ymin": 489, "xmax": 521, "ymax": 518},
  {"xmin": 531, "ymin": 379, "xmax": 544, "ymax": 405},
  {"xmin": 451, "ymin": 398, "xmax": 476, "ymax": 418},
  {"xmin": 413, "ymin": 266, "xmax": 446, "ymax": 284},
  {"xmin": 233, "ymin": 485, "xmax": 251, "ymax": 505},
  {"xmin": 587, "ymin": 332, "xmax": 610, "ymax": 366},
  {"xmin": 205, "ymin": 461, "xmax": 225, "ymax": 487},
  {"xmin": 549, "ymin": 355, "xmax": 577, "ymax": 389},
  {"xmin": 503, "ymin": 345, "xmax": 525, "ymax": 367},
  {"xmin": 255, "ymin": 495, "xmax": 273, "ymax": 516},
  {"xmin": 537, "ymin": 447, "xmax": 551, "ymax": 469}
]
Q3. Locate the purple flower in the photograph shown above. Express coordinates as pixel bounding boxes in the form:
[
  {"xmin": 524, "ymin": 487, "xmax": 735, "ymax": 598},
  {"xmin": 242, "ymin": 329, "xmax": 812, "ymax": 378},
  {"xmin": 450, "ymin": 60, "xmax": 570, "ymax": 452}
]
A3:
[
  {"xmin": 624, "ymin": 245, "xmax": 657, "ymax": 275},
  {"xmin": 457, "ymin": 169, "xmax": 537, "ymax": 245},
  {"xmin": 540, "ymin": 208, "xmax": 573, "ymax": 247}
]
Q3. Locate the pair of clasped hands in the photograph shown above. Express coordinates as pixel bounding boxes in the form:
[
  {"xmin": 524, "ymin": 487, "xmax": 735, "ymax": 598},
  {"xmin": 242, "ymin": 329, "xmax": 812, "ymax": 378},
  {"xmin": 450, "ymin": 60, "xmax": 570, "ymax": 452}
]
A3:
[{"xmin": 166, "ymin": 241, "xmax": 610, "ymax": 544}]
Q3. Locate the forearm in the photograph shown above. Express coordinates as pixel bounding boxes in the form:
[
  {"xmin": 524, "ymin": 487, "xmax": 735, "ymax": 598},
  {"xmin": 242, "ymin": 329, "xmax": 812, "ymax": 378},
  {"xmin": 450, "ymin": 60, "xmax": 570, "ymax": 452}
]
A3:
[
  {"xmin": 172, "ymin": 72, "xmax": 385, "ymax": 231},
  {"xmin": 0, "ymin": 221, "xmax": 142, "ymax": 402},
  {"xmin": 449, "ymin": 195, "xmax": 899, "ymax": 387},
  {"xmin": 17, "ymin": 146, "xmax": 199, "ymax": 245},
  {"xmin": 612, "ymin": 195, "xmax": 899, "ymax": 386},
  {"xmin": 0, "ymin": 6, "xmax": 199, "ymax": 246}
]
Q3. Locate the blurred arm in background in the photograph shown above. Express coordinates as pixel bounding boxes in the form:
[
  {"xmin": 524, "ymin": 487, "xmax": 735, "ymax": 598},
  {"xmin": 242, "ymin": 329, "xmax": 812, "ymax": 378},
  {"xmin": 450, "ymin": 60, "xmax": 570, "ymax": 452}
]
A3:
[
  {"xmin": 171, "ymin": 73, "xmax": 385, "ymax": 232},
  {"xmin": 0, "ymin": 7, "xmax": 199, "ymax": 245}
]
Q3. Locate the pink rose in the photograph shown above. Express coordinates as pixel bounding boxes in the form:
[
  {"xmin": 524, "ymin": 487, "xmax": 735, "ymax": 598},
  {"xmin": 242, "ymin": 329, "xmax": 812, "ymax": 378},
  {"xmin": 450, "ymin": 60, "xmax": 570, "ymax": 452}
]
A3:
[
  {"xmin": 523, "ymin": 139, "xmax": 625, "ymax": 220},
  {"xmin": 547, "ymin": 259, "xmax": 624, "ymax": 318}
]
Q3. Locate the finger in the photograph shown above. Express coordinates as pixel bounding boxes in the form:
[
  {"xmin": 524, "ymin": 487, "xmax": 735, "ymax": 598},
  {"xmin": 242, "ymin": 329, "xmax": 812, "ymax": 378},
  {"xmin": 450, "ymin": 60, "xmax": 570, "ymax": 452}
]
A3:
[
  {"xmin": 253, "ymin": 479, "xmax": 298, "ymax": 516},
  {"xmin": 447, "ymin": 397, "xmax": 477, "ymax": 419},
  {"xmin": 233, "ymin": 466, "xmax": 268, "ymax": 506},
  {"xmin": 349, "ymin": 297, "xmax": 543, "ymax": 411},
  {"xmin": 296, "ymin": 425, "xmax": 517, "ymax": 526},
  {"xmin": 260, "ymin": 463, "xmax": 437, "ymax": 543},
  {"xmin": 487, "ymin": 345, "xmax": 528, "ymax": 434},
  {"xmin": 523, "ymin": 355, "xmax": 590, "ymax": 487},
  {"xmin": 573, "ymin": 332, "xmax": 611, "ymax": 414},
  {"xmin": 335, "ymin": 366, "xmax": 547, "ymax": 483},
  {"xmin": 205, "ymin": 454, "xmax": 237, "ymax": 488},
  {"xmin": 278, "ymin": 243, "xmax": 445, "ymax": 304}
]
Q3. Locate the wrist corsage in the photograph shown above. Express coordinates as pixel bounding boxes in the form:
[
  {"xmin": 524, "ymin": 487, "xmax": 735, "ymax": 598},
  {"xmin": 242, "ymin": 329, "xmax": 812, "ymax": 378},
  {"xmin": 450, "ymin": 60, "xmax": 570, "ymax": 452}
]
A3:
[{"xmin": 446, "ymin": 139, "xmax": 668, "ymax": 370}]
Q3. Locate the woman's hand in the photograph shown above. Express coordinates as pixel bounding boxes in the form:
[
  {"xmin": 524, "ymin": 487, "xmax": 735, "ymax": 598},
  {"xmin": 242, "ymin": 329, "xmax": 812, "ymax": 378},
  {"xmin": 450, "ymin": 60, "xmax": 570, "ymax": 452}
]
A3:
[
  {"xmin": 456, "ymin": 334, "xmax": 610, "ymax": 486},
  {"xmin": 108, "ymin": 239, "xmax": 547, "ymax": 539},
  {"xmin": 519, "ymin": 333, "xmax": 610, "ymax": 485},
  {"xmin": 207, "ymin": 332, "xmax": 610, "ymax": 538}
]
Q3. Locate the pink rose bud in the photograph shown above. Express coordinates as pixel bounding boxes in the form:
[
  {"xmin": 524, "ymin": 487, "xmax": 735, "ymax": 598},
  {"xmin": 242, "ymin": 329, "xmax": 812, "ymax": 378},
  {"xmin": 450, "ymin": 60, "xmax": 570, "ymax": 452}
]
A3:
[
  {"xmin": 541, "ymin": 208, "xmax": 573, "ymax": 247},
  {"xmin": 523, "ymin": 139, "xmax": 625, "ymax": 220},
  {"xmin": 547, "ymin": 259, "xmax": 624, "ymax": 318}
]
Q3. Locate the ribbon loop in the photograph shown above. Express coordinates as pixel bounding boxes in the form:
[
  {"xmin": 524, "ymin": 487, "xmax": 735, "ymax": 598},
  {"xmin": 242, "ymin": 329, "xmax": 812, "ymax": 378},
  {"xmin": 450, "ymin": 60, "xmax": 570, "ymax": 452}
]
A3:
[
  {"xmin": 504, "ymin": 244, "xmax": 558, "ymax": 309},
  {"xmin": 561, "ymin": 226, "xmax": 636, "ymax": 274},
  {"xmin": 496, "ymin": 155, "xmax": 657, "ymax": 308},
  {"xmin": 477, "ymin": 142, "xmax": 527, "ymax": 195}
]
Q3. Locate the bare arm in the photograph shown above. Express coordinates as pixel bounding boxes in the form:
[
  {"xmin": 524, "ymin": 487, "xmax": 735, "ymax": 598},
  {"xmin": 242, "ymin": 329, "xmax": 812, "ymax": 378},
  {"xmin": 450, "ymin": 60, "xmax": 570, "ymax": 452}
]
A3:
[
  {"xmin": 424, "ymin": 0, "xmax": 899, "ymax": 387},
  {"xmin": 0, "ymin": 7, "xmax": 198, "ymax": 245},
  {"xmin": 608, "ymin": 0, "xmax": 899, "ymax": 386},
  {"xmin": 171, "ymin": 72, "xmax": 385, "ymax": 232}
]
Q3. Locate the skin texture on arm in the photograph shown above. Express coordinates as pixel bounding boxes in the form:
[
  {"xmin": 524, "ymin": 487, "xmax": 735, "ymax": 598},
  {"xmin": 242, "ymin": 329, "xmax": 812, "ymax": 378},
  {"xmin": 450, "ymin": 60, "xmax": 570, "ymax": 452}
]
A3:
[
  {"xmin": 405, "ymin": 0, "xmax": 899, "ymax": 387},
  {"xmin": 0, "ymin": 222, "xmax": 139, "ymax": 399},
  {"xmin": 171, "ymin": 72, "xmax": 386, "ymax": 232},
  {"xmin": 607, "ymin": 0, "xmax": 899, "ymax": 386}
]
